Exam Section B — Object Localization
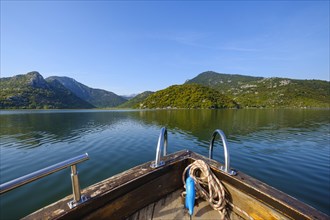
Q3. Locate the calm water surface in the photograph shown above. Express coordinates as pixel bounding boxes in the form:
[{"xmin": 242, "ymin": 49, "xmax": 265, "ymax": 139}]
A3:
[{"xmin": 0, "ymin": 109, "xmax": 329, "ymax": 219}]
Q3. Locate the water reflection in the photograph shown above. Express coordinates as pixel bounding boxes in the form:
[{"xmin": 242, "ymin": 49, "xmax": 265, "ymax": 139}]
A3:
[
  {"xmin": 1, "ymin": 109, "xmax": 329, "ymax": 150},
  {"xmin": 0, "ymin": 109, "xmax": 329, "ymax": 219},
  {"xmin": 0, "ymin": 111, "xmax": 131, "ymax": 149},
  {"xmin": 131, "ymin": 109, "xmax": 330, "ymax": 140}
]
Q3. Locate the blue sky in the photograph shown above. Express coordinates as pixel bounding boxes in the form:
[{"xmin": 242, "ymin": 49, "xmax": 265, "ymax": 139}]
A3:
[{"xmin": 1, "ymin": 1, "xmax": 329, "ymax": 95}]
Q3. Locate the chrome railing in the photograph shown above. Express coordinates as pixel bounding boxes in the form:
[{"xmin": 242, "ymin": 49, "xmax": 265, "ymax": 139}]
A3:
[
  {"xmin": 0, "ymin": 153, "xmax": 90, "ymax": 208},
  {"xmin": 151, "ymin": 127, "xmax": 168, "ymax": 168},
  {"xmin": 209, "ymin": 129, "xmax": 236, "ymax": 175}
]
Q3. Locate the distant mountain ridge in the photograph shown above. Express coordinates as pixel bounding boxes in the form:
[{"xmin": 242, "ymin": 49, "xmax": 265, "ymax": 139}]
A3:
[
  {"xmin": 1, "ymin": 70, "xmax": 328, "ymax": 109},
  {"xmin": 185, "ymin": 71, "xmax": 330, "ymax": 108},
  {"xmin": 47, "ymin": 76, "xmax": 127, "ymax": 108},
  {"xmin": 0, "ymin": 72, "xmax": 127, "ymax": 109},
  {"xmin": 185, "ymin": 71, "xmax": 263, "ymax": 91},
  {"xmin": 0, "ymin": 72, "xmax": 95, "ymax": 109},
  {"xmin": 121, "ymin": 94, "xmax": 138, "ymax": 100},
  {"xmin": 118, "ymin": 91, "xmax": 154, "ymax": 108}
]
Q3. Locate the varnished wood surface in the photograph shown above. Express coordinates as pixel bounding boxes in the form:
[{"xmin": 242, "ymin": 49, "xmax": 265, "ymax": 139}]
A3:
[
  {"xmin": 24, "ymin": 150, "xmax": 189, "ymax": 220},
  {"xmin": 24, "ymin": 150, "xmax": 329, "ymax": 220},
  {"xmin": 188, "ymin": 152, "xmax": 329, "ymax": 220},
  {"xmin": 82, "ymin": 162, "xmax": 185, "ymax": 220},
  {"xmin": 126, "ymin": 189, "xmax": 225, "ymax": 220}
]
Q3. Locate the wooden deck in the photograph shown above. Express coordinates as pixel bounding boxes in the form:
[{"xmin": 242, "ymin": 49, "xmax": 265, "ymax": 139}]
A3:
[
  {"xmin": 24, "ymin": 150, "xmax": 329, "ymax": 220},
  {"xmin": 127, "ymin": 189, "xmax": 242, "ymax": 220}
]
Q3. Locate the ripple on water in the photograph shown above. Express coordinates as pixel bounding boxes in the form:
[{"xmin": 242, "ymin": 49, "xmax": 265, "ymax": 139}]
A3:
[{"xmin": 1, "ymin": 109, "xmax": 329, "ymax": 219}]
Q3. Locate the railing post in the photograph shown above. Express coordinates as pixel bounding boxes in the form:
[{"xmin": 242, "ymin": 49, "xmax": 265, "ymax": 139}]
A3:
[
  {"xmin": 71, "ymin": 165, "xmax": 81, "ymax": 202},
  {"xmin": 151, "ymin": 127, "xmax": 168, "ymax": 168},
  {"xmin": 209, "ymin": 129, "xmax": 236, "ymax": 176},
  {"xmin": 67, "ymin": 164, "xmax": 88, "ymax": 209},
  {"xmin": 0, "ymin": 153, "xmax": 90, "ymax": 209}
]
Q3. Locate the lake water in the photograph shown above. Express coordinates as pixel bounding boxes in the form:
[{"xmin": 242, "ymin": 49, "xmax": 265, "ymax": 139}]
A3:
[{"xmin": 0, "ymin": 109, "xmax": 329, "ymax": 219}]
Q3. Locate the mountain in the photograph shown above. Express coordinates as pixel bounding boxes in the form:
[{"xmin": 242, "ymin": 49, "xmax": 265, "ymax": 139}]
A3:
[
  {"xmin": 138, "ymin": 84, "xmax": 238, "ymax": 109},
  {"xmin": 186, "ymin": 71, "xmax": 263, "ymax": 91},
  {"xmin": 185, "ymin": 71, "xmax": 330, "ymax": 108},
  {"xmin": 46, "ymin": 76, "xmax": 127, "ymax": 108},
  {"xmin": 121, "ymin": 94, "xmax": 138, "ymax": 100},
  {"xmin": 119, "ymin": 91, "xmax": 154, "ymax": 108},
  {"xmin": 2, "ymin": 71, "xmax": 328, "ymax": 109},
  {"xmin": 0, "ymin": 72, "xmax": 95, "ymax": 109}
]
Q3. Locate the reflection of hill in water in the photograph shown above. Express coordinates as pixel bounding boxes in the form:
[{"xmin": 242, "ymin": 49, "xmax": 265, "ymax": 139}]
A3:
[
  {"xmin": 1, "ymin": 109, "xmax": 329, "ymax": 218},
  {"xmin": 1, "ymin": 109, "xmax": 328, "ymax": 149},
  {"xmin": 0, "ymin": 111, "xmax": 130, "ymax": 148},
  {"xmin": 130, "ymin": 109, "xmax": 330, "ymax": 141}
]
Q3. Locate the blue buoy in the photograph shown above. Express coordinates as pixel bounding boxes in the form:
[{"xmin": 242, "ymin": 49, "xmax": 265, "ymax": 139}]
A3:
[{"xmin": 185, "ymin": 175, "xmax": 196, "ymax": 216}]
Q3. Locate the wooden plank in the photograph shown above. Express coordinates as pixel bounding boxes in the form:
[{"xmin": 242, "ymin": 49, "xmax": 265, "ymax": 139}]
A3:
[
  {"xmin": 24, "ymin": 150, "xmax": 190, "ymax": 220},
  {"xmin": 23, "ymin": 150, "xmax": 329, "ymax": 220},
  {"xmin": 82, "ymin": 161, "xmax": 186, "ymax": 220},
  {"xmin": 126, "ymin": 203, "xmax": 154, "ymax": 220},
  {"xmin": 137, "ymin": 203, "xmax": 154, "ymax": 220},
  {"xmin": 194, "ymin": 198, "xmax": 223, "ymax": 220},
  {"xmin": 126, "ymin": 211, "xmax": 139, "ymax": 220},
  {"xmin": 224, "ymin": 182, "xmax": 290, "ymax": 220},
  {"xmin": 152, "ymin": 189, "xmax": 189, "ymax": 220},
  {"xmin": 189, "ymin": 152, "xmax": 329, "ymax": 220},
  {"xmin": 128, "ymin": 189, "xmax": 226, "ymax": 220}
]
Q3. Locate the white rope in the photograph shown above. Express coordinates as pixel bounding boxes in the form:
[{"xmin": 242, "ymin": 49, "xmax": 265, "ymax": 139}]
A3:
[
  {"xmin": 182, "ymin": 159, "xmax": 227, "ymax": 219},
  {"xmin": 182, "ymin": 159, "xmax": 254, "ymax": 220}
]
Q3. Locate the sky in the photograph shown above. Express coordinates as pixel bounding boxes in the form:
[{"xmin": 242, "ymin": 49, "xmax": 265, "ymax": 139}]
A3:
[{"xmin": 1, "ymin": 1, "xmax": 329, "ymax": 95}]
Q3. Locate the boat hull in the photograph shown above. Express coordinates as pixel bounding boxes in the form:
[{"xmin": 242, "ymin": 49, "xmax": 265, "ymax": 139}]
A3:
[{"xmin": 24, "ymin": 150, "xmax": 329, "ymax": 220}]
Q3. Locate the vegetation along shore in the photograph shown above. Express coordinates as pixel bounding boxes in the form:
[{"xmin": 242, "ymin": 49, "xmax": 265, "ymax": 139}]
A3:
[{"xmin": 1, "ymin": 71, "xmax": 329, "ymax": 109}]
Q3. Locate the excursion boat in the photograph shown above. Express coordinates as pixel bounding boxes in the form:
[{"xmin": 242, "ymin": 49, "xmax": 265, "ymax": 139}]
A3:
[{"xmin": 0, "ymin": 128, "xmax": 328, "ymax": 220}]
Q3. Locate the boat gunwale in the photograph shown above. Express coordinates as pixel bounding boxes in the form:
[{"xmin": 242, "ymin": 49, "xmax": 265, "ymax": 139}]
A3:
[
  {"xmin": 24, "ymin": 150, "xmax": 329, "ymax": 220},
  {"xmin": 23, "ymin": 150, "xmax": 190, "ymax": 220},
  {"xmin": 189, "ymin": 151, "xmax": 329, "ymax": 220}
]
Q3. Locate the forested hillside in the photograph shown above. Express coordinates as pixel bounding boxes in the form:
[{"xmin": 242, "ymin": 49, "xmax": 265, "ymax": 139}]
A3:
[
  {"xmin": 138, "ymin": 84, "xmax": 238, "ymax": 109},
  {"xmin": 1, "ymin": 71, "xmax": 328, "ymax": 109},
  {"xmin": 47, "ymin": 76, "xmax": 127, "ymax": 108},
  {"xmin": 185, "ymin": 71, "xmax": 329, "ymax": 108},
  {"xmin": 0, "ymin": 72, "xmax": 95, "ymax": 109}
]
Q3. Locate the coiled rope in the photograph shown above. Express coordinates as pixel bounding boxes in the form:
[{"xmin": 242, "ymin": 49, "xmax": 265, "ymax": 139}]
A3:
[
  {"xmin": 182, "ymin": 159, "xmax": 254, "ymax": 220},
  {"xmin": 182, "ymin": 159, "xmax": 227, "ymax": 219}
]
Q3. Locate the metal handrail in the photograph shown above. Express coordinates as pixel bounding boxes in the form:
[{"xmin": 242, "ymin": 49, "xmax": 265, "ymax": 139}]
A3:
[
  {"xmin": 209, "ymin": 129, "xmax": 236, "ymax": 175},
  {"xmin": 0, "ymin": 153, "xmax": 89, "ymax": 208},
  {"xmin": 151, "ymin": 127, "xmax": 168, "ymax": 168}
]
